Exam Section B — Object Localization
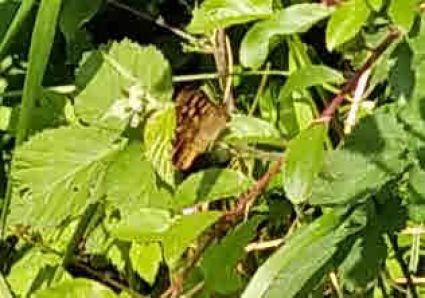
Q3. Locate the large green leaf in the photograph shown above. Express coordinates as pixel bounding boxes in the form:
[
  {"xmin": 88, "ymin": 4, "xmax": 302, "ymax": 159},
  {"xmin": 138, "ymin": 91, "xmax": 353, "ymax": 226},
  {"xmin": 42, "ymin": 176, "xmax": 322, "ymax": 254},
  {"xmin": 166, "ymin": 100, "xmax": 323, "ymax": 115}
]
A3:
[
  {"xmin": 326, "ymin": 0, "xmax": 370, "ymax": 51},
  {"xmin": 388, "ymin": 0, "xmax": 418, "ymax": 33},
  {"xmin": 102, "ymin": 142, "xmax": 171, "ymax": 211},
  {"xmin": 9, "ymin": 127, "xmax": 124, "ymax": 227},
  {"xmin": 75, "ymin": 40, "xmax": 172, "ymax": 130},
  {"xmin": 311, "ymin": 107, "xmax": 410, "ymax": 205},
  {"xmin": 284, "ymin": 124, "xmax": 326, "ymax": 204},
  {"xmin": 174, "ymin": 168, "xmax": 253, "ymax": 210},
  {"xmin": 242, "ymin": 208, "xmax": 366, "ymax": 298},
  {"xmin": 279, "ymin": 65, "xmax": 344, "ymax": 135},
  {"xmin": 200, "ymin": 217, "xmax": 263, "ymax": 294},
  {"xmin": 33, "ymin": 278, "xmax": 117, "ymax": 298},
  {"xmin": 240, "ymin": 4, "xmax": 333, "ymax": 69},
  {"xmin": 187, "ymin": 0, "xmax": 273, "ymax": 34},
  {"xmin": 144, "ymin": 104, "xmax": 176, "ymax": 187}
]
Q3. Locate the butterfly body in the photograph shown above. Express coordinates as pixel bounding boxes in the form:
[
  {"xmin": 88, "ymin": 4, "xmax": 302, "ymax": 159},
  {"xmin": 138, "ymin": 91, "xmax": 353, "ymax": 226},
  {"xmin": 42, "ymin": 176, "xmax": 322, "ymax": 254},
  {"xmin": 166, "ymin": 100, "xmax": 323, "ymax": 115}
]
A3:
[{"xmin": 172, "ymin": 88, "xmax": 229, "ymax": 171}]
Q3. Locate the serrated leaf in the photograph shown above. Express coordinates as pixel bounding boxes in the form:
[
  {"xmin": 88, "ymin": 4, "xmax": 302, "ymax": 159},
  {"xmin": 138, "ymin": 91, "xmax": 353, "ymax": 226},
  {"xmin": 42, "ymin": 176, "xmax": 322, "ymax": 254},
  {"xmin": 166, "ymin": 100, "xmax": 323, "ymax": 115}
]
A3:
[
  {"xmin": 174, "ymin": 168, "xmax": 253, "ymax": 210},
  {"xmin": 284, "ymin": 124, "xmax": 326, "ymax": 204},
  {"xmin": 240, "ymin": 4, "xmax": 333, "ymax": 69},
  {"xmin": 187, "ymin": 0, "xmax": 273, "ymax": 34},
  {"xmin": 242, "ymin": 208, "xmax": 366, "ymax": 298},
  {"xmin": 8, "ymin": 248, "xmax": 70, "ymax": 297},
  {"xmin": 224, "ymin": 115, "xmax": 283, "ymax": 146},
  {"xmin": 144, "ymin": 104, "xmax": 175, "ymax": 187},
  {"xmin": 200, "ymin": 217, "xmax": 263, "ymax": 294},
  {"xmin": 311, "ymin": 107, "xmax": 409, "ymax": 205},
  {"xmin": 75, "ymin": 41, "xmax": 172, "ymax": 130},
  {"xmin": 103, "ymin": 142, "xmax": 171, "ymax": 210},
  {"xmin": 388, "ymin": 0, "xmax": 418, "ymax": 33},
  {"xmin": 130, "ymin": 242, "xmax": 162, "ymax": 285},
  {"xmin": 9, "ymin": 127, "xmax": 124, "ymax": 227},
  {"xmin": 109, "ymin": 208, "xmax": 173, "ymax": 241},
  {"xmin": 279, "ymin": 65, "xmax": 344, "ymax": 135},
  {"xmin": 326, "ymin": 0, "xmax": 370, "ymax": 51},
  {"xmin": 33, "ymin": 278, "xmax": 117, "ymax": 298}
]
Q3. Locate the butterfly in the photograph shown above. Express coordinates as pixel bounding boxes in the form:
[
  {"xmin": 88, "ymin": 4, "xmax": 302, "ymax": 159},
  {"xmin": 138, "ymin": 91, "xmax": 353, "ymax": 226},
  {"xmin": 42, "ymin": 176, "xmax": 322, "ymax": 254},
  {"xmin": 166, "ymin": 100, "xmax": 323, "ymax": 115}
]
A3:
[{"xmin": 172, "ymin": 87, "xmax": 230, "ymax": 171}]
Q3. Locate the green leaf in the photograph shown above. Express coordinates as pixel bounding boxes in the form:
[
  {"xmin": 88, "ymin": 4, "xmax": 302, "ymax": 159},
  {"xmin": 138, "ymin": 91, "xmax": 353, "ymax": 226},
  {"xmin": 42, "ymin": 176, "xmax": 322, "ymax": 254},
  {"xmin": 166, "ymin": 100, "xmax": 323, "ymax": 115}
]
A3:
[
  {"xmin": 187, "ymin": 0, "xmax": 273, "ymax": 34},
  {"xmin": 110, "ymin": 208, "xmax": 173, "ymax": 241},
  {"xmin": 33, "ymin": 278, "xmax": 117, "ymax": 298},
  {"xmin": 174, "ymin": 168, "xmax": 253, "ymax": 210},
  {"xmin": 16, "ymin": 0, "xmax": 62, "ymax": 144},
  {"xmin": 200, "ymin": 217, "xmax": 263, "ymax": 294},
  {"xmin": 130, "ymin": 242, "xmax": 162, "ymax": 285},
  {"xmin": 59, "ymin": 0, "xmax": 102, "ymax": 63},
  {"xmin": 284, "ymin": 124, "xmax": 326, "ymax": 204},
  {"xmin": 242, "ymin": 208, "xmax": 366, "ymax": 298},
  {"xmin": 8, "ymin": 248, "xmax": 70, "ymax": 297},
  {"xmin": 75, "ymin": 41, "xmax": 172, "ymax": 130},
  {"xmin": 224, "ymin": 115, "xmax": 283, "ymax": 146},
  {"xmin": 407, "ymin": 166, "xmax": 425, "ymax": 222},
  {"xmin": 311, "ymin": 107, "xmax": 410, "ymax": 205},
  {"xmin": 326, "ymin": 0, "xmax": 370, "ymax": 51},
  {"xmin": 9, "ymin": 127, "xmax": 124, "ymax": 227},
  {"xmin": 161, "ymin": 212, "xmax": 221, "ymax": 267},
  {"xmin": 103, "ymin": 142, "xmax": 171, "ymax": 211},
  {"xmin": 0, "ymin": 273, "xmax": 12, "ymax": 298},
  {"xmin": 240, "ymin": 4, "xmax": 333, "ymax": 69},
  {"xmin": 388, "ymin": 0, "xmax": 418, "ymax": 33},
  {"xmin": 279, "ymin": 65, "xmax": 344, "ymax": 135},
  {"xmin": 367, "ymin": 0, "xmax": 383, "ymax": 11},
  {"xmin": 144, "ymin": 104, "xmax": 176, "ymax": 187}
]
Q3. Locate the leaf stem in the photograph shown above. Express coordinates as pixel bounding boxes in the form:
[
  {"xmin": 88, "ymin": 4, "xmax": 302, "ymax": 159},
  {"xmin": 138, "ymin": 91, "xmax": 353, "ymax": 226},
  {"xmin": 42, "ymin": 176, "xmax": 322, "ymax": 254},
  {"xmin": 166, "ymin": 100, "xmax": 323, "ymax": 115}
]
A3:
[{"xmin": 172, "ymin": 70, "xmax": 290, "ymax": 83}]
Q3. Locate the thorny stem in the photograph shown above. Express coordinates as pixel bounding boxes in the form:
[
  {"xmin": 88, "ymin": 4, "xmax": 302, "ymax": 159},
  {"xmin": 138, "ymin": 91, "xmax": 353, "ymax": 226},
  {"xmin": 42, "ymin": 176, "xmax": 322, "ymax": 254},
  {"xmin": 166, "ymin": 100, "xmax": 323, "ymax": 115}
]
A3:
[{"xmin": 162, "ymin": 26, "xmax": 401, "ymax": 298}]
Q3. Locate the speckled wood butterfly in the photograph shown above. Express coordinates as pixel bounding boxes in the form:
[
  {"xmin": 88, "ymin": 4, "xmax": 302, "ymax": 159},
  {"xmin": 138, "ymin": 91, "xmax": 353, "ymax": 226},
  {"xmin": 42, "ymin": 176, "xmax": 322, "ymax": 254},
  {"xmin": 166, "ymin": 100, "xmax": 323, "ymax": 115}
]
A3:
[{"xmin": 172, "ymin": 87, "xmax": 229, "ymax": 171}]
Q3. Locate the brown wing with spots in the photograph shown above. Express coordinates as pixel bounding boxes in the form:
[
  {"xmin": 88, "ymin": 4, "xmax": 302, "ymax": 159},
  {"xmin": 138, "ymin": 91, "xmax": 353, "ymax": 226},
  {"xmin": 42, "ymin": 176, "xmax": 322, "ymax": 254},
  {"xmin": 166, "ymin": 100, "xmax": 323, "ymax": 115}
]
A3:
[{"xmin": 172, "ymin": 88, "xmax": 229, "ymax": 171}]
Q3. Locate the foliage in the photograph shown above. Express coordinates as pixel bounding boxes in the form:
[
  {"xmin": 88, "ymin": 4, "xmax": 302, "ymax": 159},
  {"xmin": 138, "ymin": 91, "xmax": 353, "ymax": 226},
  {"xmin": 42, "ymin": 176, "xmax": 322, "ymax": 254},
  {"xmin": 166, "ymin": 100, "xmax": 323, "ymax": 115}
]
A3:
[{"xmin": 0, "ymin": 0, "xmax": 423, "ymax": 297}]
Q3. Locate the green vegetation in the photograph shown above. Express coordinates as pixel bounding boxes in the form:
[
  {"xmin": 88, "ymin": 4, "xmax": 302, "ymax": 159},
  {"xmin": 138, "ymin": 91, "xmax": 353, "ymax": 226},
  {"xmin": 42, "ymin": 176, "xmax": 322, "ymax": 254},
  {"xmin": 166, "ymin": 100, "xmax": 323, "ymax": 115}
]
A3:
[{"xmin": 0, "ymin": 0, "xmax": 424, "ymax": 297}]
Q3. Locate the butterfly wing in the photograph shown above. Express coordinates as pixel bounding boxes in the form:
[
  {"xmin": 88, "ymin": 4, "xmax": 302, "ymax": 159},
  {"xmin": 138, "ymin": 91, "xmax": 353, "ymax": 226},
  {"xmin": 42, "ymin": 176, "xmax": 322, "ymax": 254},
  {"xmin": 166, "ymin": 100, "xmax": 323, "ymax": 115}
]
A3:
[{"xmin": 172, "ymin": 88, "xmax": 229, "ymax": 170}]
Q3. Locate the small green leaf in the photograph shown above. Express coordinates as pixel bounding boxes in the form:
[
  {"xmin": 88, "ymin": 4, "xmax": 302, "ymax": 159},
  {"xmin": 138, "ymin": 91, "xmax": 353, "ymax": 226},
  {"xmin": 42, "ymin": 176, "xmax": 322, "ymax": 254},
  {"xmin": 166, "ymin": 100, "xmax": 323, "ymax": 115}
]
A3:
[
  {"xmin": 10, "ymin": 127, "xmax": 124, "ymax": 227},
  {"xmin": 326, "ymin": 0, "xmax": 370, "ymax": 51},
  {"xmin": 130, "ymin": 242, "xmax": 162, "ymax": 285},
  {"xmin": 110, "ymin": 208, "xmax": 173, "ymax": 241},
  {"xmin": 284, "ymin": 124, "xmax": 326, "ymax": 204},
  {"xmin": 240, "ymin": 4, "xmax": 333, "ymax": 69},
  {"xmin": 279, "ymin": 65, "xmax": 344, "ymax": 135},
  {"xmin": 174, "ymin": 168, "xmax": 253, "ymax": 210},
  {"xmin": 187, "ymin": 0, "xmax": 273, "ymax": 34},
  {"xmin": 201, "ymin": 217, "xmax": 263, "ymax": 294},
  {"xmin": 33, "ymin": 278, "xmax": 116, "ymax": 298},
  {"xmin": 388, "ymin": 0, "xmax": 418, "ymax": 33},
  {"xmin": 144, "ymin": 104, "xmax": 176, "ymax": 187},
  {"xmin": 224, "ymin": 115, "xmax": 283, "ymax": 146},
  {"xmin": 242, "ymin": 208, "xmax": 366, "ymax": 298}
]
